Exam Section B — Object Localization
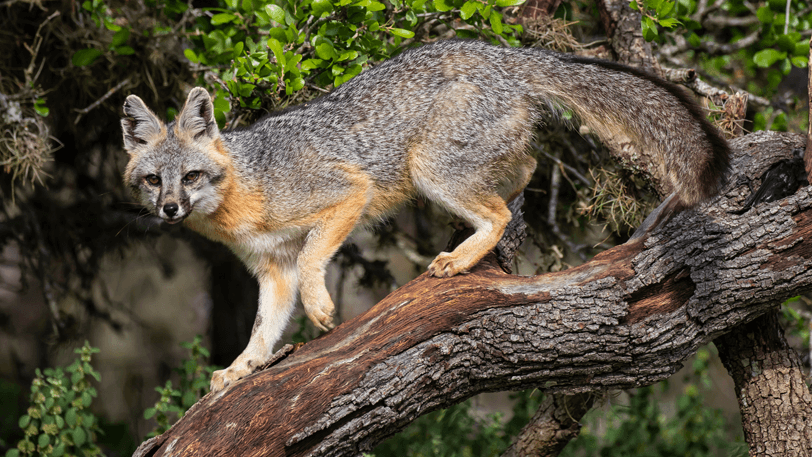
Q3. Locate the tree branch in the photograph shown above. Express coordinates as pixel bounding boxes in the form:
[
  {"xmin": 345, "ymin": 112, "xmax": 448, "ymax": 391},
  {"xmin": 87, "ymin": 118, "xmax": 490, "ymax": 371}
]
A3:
[
  {"xmin": 715, "ymin": 311, "xmax": 812, "ymax": 456},
  {"xmin": 134, "ymin": 131, "xmax": 812, "ymax": 457}
]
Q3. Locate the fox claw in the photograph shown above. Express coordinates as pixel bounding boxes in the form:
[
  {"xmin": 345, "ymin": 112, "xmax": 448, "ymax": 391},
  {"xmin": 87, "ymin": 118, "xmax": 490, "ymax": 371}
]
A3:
[
  {"xmin": 210, "ymin": 364, "xmax": 253, "ymax": 392},
  {"xmin": 428, "ymin": 251, "xmax": 468, "ymax": 277},
  {"xmin": 305, "ymin": 301, "xmax": 336, "ymax": 332}
]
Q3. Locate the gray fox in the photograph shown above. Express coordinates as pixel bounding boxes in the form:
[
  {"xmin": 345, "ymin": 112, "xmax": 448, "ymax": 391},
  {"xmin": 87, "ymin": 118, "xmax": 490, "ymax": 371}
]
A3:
[{"xmin": 121, "ymin": 40, "xmax": 729, "ymax": 391}]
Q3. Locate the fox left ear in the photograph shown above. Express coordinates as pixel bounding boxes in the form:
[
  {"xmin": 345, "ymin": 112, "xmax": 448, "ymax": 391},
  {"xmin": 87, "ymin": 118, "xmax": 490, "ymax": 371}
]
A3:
[
  {"xmin": 121, "ymin": 94, "xmax": 165, "ymax": 154},
  {"xmin": 177, "ymin": 87, "xmax": 219, "ymax": 142}
]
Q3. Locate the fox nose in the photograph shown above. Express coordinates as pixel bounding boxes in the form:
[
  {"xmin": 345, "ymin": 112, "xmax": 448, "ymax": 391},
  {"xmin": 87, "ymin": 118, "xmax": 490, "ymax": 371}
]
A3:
[{"xmin": 163, "ymin": 203, "xmax": 179, "ymax": 217}]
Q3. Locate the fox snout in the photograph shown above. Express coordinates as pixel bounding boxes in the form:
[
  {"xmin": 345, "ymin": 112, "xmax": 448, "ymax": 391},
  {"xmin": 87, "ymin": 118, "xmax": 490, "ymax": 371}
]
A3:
[
  {"xmin": 156, "ymin": 195, "xmax": 190, "ymax": 223},
  {"xmin": 160, "ymin": 201, "xmax": 184, "ymax": 223}
]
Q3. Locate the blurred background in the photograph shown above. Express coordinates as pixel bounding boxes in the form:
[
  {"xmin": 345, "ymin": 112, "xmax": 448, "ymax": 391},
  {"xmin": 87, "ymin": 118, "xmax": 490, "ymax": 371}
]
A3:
[{"xmin": 1, "ymin": 0, "xmax": 811, "ymax": 455}]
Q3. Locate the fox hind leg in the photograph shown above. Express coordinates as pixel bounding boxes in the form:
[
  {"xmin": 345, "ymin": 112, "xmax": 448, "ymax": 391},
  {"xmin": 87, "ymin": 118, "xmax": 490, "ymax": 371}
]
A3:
[{"xmin": 427, "ymin": 192, "xmax": 513, "ymax": 277}]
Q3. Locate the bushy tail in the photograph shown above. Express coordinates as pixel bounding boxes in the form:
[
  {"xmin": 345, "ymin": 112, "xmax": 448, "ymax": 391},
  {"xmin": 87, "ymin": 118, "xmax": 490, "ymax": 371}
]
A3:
[{"xmin": 524, "ymin": 50, "xmax": 730, "ymax": 206}]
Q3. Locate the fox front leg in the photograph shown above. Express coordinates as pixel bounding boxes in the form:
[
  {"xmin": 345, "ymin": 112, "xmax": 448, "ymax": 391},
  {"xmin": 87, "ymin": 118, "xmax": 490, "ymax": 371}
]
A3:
[
  {"xmin": 298, "ymin": 186, "xmax": 369, "ymax": 331},
  {"xmin": 210, "ymin": 260, "xmax": 298, "ymax": 392}
]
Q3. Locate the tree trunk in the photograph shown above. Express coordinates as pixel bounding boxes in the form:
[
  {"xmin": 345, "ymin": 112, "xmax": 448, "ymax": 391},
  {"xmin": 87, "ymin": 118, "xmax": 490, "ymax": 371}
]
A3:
[
  {"xmin": 133, "ymin": 131, "xmax": 812, "ymax": 457},
  {"xmin": 715, "ymin": 311, "xmax": 812, "ymax": 456}
]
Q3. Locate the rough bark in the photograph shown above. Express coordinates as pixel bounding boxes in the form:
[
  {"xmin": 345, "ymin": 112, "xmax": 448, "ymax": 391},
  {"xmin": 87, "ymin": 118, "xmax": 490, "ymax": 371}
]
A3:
[
  {"xmin": 133, "ymin": 131, "xmax": 812, "ymax": 457},
  {"xmin": 715, "ymin": 311, "xmax": 812, "ymax": 456},
  {"xmin": 501, "ymin": 392, "xmax": 596, "ymax": 457},
  {"xmin": 596, "ymin": 0, "xmax": 661, "ymax": 74}
]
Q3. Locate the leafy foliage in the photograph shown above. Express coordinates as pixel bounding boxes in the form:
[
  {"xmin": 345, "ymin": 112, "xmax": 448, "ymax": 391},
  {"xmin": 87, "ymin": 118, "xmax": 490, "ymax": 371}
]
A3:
[
  {"xmin": 5, "ymin": 342, "xmax": 102, "ymax": 457},
  {"xmin": 562, "ymin": 345, "xmax": 748, "ymax": 457},
  {"xmin": 77, "ymin": 0, "xmax": 526, "ymax": 124},
  {"xmin": 372, "ymin": 389, "xmax": 544, "ymax": 457},
  {"xmin": 143, "ymin": 336, "xmax": 217, "ymax": 437},
  {"xmin": 632, "ymin": 0, "xmax": 811, "ymax": 131}
]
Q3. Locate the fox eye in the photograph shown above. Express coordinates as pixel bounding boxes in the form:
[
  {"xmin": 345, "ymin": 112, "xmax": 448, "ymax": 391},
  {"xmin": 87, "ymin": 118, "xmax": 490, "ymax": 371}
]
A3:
[
  {"xmin": 145, "ymin": 175, "xmax": 161, "ymax": 186},
  {"xmin": 183, "ymin": 171, "xmax": 201, "ymax": 184}
]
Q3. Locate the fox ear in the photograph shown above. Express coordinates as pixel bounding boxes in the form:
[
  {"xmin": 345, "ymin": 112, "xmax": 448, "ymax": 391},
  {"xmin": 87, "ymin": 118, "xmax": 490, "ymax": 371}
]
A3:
[
  {"xmin": 176, "ymin": 87, "xmax": 219, "ymax": 142},
  {"xmin": 121, "ymin": 95, "xmax": 165, "ymax": 154}
]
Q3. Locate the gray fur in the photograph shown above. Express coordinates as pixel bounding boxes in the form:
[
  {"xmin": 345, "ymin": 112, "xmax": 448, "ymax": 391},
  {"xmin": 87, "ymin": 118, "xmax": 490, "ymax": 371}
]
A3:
[{"xmin": 122, "ymin": 40, "xmax": 731, "ymax": 390}]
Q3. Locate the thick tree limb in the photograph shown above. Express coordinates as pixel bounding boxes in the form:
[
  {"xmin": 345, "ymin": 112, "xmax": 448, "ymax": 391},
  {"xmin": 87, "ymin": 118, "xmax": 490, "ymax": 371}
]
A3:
[
  {"xmin": 716, "ymin": 311, "xmax": 812, "ymax": 456},
  {"xmin": 134, "ymin": 131, "xmax": 812, "ymax": 457}
]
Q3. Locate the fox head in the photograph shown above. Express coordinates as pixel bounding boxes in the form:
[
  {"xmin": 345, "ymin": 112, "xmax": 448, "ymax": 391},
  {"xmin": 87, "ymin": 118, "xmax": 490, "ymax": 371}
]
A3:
[{"xmin": 121, "ymin": 88, "xmax": 229, "ymax": 224}]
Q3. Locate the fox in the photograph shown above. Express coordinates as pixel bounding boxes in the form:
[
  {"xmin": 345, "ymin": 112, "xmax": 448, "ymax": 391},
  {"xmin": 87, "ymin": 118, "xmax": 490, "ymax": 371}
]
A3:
[{"xmin": 121, "ymin": 39, "xmax": 730, "ymax": 391}]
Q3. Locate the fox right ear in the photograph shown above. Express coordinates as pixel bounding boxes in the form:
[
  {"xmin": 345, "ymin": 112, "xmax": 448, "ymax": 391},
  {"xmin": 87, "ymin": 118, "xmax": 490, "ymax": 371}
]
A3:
[{"xmin": 121, "ymin": 95, "xmax": 164, "ymax": 154}]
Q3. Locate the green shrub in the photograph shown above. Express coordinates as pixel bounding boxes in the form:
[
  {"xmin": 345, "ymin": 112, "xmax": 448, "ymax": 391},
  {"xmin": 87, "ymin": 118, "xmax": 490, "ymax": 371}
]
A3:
[
  {"xmin": 143, "ymin": 336, "xmax": 217, "ymax": 437},
  {"xmin": 5, "ymin": 342, "xmax": 102, "ymax": 457}
]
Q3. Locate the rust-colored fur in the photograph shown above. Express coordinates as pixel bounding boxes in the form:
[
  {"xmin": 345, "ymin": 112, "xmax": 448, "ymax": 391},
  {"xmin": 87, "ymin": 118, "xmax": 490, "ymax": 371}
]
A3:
[{"xmin": 121, "ymin": 40, "xmax": 729, "ymax": 392}]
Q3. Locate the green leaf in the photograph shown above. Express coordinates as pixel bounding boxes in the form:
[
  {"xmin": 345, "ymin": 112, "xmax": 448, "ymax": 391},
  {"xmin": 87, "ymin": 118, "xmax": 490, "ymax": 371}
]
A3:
[
  {"xmin": 33, "ymin": 100, "xmax": 49, "ymax": 117},
  {"xmin": 791, "ymin": 56, "xmax": 808, "ymax": 68},
  {"xmin": 184, "ymin": 49, "xmax": 199, "ymax": 63},
  {"xmin": 777, "ymin": 34, "xmax": 797, "ymax": 52},
  {"xmin": 794, "ymin": 40, "xmax": 811, "ymax": 57},
  {"xmin": 288, "ymin": 76, "xmax": 305, "ymax": 91},
  {"xmin": 210, "ymin": 13, "xmax": 237, "ymax": 25},
  {"xmin": 434, "ymin": 0, "xmax": 453, "ymax": 12},
  {"xmin": 267, "ymin": 38, "xmax": 286, "ymax": 67},
  {"xmin": 753, "ymin": 49, "xmax": 787, "ymax": 67},
  {"xmin": 338, "ymin": 50, "xmax": 359, "ymax": 61},
  {"xmin": 658, "ymin": 18, "xmax": 680, "ymax": 28},
  {"xmin": 71, "ymin": 48, "xmax": 102, "ymax": 67},
  {"xmin": 51, "ymin": 443, "xmax": 65, "ymax": 457},
  {"xmin": 656, "ymin": 0, "xmax": 674, "ymax": 16},
  {"xmin": 641, "ymin": 16, "xmax": 658, "ymax": 41},
  {"xmin": 182, "ymin": 391, "xmax": 197, "ymax": 408},
  {"xmin": 301, "ymin": 58, "xmax": 325, "ymax": 70},
  {"xmin": 238, "ymin": 83, "xmax": 255, "ymax": 97},
  {"xmin": 756, "ymin": 6, "xmax": 773, "ymax": 23},
  {"xmin": 18, "ymin": 415, "xmax": 30, "ymax": 428},
  {"xmin": 629, "ymin": 0, "xmax": 639, "ymax": 10},
  {"xmin": 65, "ymin": 408, "xmax": 77, "ymax": 427},
  {"xmin": 495, "ymin": 0, "xmax": 525, "ymax": 6},
  {"xmin": 780, "ymin": 57, "xmax": 791, "ymax": 74},
  {"xmin": 81, "ymin": 391, "xmax": 92, "ymax": 407},
  {"xmin": 315, "ymin": 42, "xmax": 338, "ymax": 60},
  {"xmin": 460, "ymin": 1, "xmax": 477, "ymax": 20},
  {"xmin": 73, "ymin": 427, "xmax": 86, "ymax": 447},
  {"xmin": 265, "ymin": 4, "xmax": 286, "ymax": 23},
  {"xmin": 111, "ymin": 28, "xmax": 130, "ymax": 47},
  {"xmin": 37, "ymin": 434, "xmax": 50, "ymax": 448},
  {"xmin": 114, "ymin": 45, "xmax": 135, "ymax": 55},
  {"xmin": 489, "ymin": 11, "xmax": 503, "ymax": 34},
  {"xmin": 5, "ymin": 449, "xmax": 20, "ymax": 457},
  {"xmin": 143, "ymin": 407, "xmax": 156, "ymax": 420},
  {"xmin": 389, "ymin": 28, "xmax": 415, "ymax": 38},
  {"xmin": 311, "ymin": 0, "xmax": 334, "ymax": 17},
  {"xmin": 367, "ymin": 1, "xmax": 386, "ymax": 11}
]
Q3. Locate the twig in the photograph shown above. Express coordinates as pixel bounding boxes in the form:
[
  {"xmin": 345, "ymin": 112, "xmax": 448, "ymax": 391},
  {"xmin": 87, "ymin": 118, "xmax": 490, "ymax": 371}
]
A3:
[
  {"xmin": 74, "ymin": 78, "xmax": 132, "ymax": 125},
  {"xmin": 24, "ymin": 11, "xmax": 60, "ymax": 85}
]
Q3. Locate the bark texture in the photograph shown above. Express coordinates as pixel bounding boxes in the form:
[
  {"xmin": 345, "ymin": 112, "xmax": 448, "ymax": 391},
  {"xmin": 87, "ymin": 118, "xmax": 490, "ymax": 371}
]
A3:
[
  {"xmin": 133, "ymin": 131, "xmax": 812, "ymax": 457},
  {"xmin": 501, "ymin": 392, "xmax": 595, "ymax": 457},
  {"xmin": 715, "ymin": 311, "xmax": 812, "ymax": 457}
]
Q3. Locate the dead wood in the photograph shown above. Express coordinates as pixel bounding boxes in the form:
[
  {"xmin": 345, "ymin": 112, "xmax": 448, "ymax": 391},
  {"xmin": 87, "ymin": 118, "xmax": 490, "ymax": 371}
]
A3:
[{"xmin": 134, "ymin": 131, "xmax": 812, "ymax": 457}]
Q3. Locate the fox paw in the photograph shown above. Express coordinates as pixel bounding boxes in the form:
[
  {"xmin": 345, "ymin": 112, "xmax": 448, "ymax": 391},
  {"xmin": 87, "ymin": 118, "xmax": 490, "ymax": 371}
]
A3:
[
  {"xmin": 428, "ymin": 252, "xmax": 468, "ymax": 277},
  {"xmin": 210, "ymin": 364, "xmax": 252, "ymax": 392},
  {"xmin": 304, "ymin": 301, "xmax": 336, "ymax": 332}
]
